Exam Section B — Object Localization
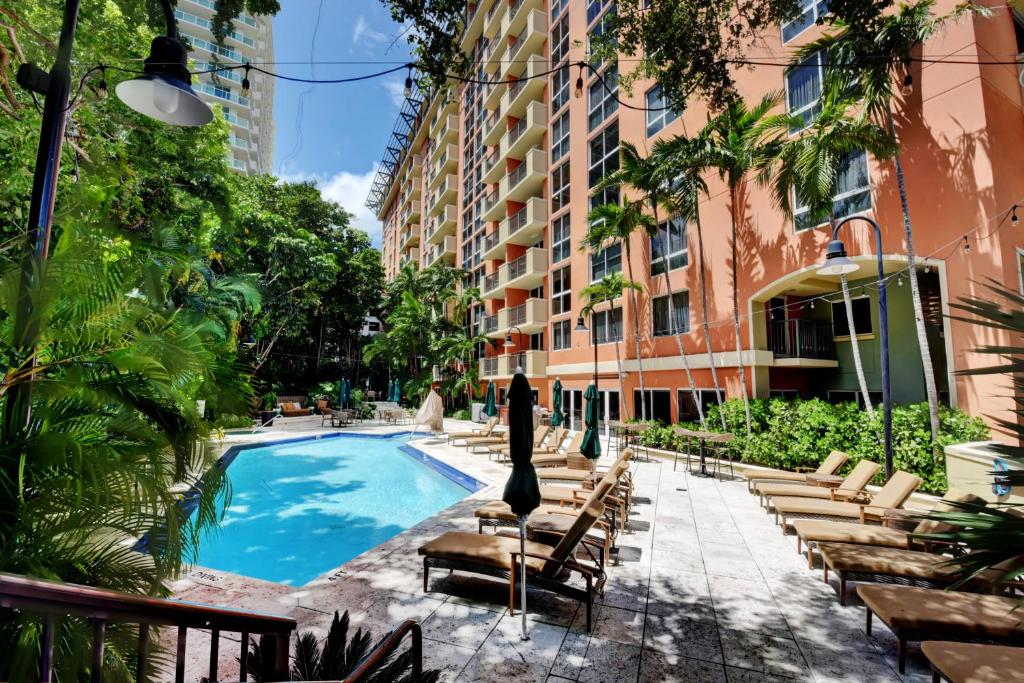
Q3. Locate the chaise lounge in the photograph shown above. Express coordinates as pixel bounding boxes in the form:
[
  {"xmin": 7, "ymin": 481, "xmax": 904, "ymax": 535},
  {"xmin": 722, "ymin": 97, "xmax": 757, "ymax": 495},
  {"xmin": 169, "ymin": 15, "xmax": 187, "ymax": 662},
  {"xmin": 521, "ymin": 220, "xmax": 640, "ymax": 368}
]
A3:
[
  {"xmin": 742, "ymin": 450, "xmax": 849, "ymax": 492},
  {"xmin": 447, "ymin": 416, "xmax": 498, "ymax": 444},
  {"xmin": 756, "ymin": 460, "xmax": 880, "ymax": 508},
  {"xmin": 771, "ymin": 470, "xmax": 922, "ymax": 531}
]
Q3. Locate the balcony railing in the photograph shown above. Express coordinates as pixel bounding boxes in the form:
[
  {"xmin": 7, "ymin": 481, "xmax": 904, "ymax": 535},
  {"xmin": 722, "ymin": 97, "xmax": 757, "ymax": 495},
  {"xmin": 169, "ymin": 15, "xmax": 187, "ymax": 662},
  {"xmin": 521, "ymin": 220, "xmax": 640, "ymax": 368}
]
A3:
[
  {"xmin": 483, "ymin": 230, "xmax": 501, "ymax": 255},
  {"xmin": 770, "ymin": 319, "xmax": 835, "ymax": 360},
  {"xmin": 483, "ymin": 314, "xmax": 499, "ymax": 334},
  {"xmin": 482, "ymin": 356, "xmax": 499, "ymax": 376}
]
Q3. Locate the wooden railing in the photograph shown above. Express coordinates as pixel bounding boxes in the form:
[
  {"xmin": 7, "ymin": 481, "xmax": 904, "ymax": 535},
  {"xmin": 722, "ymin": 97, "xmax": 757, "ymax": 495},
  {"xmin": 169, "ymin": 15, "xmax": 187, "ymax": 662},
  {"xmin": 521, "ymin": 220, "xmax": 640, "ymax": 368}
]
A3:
[{"xmin": 0, "ymin": 572, "xmax": 296, "ymax": 683}]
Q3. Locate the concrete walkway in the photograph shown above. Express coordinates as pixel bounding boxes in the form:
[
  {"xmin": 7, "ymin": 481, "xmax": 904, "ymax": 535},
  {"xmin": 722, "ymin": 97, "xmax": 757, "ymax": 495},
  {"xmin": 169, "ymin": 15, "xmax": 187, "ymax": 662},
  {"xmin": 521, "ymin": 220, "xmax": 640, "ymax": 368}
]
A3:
[{"xmin": 171, "ymin": 422, "xmax": 931, "ymax": 682}]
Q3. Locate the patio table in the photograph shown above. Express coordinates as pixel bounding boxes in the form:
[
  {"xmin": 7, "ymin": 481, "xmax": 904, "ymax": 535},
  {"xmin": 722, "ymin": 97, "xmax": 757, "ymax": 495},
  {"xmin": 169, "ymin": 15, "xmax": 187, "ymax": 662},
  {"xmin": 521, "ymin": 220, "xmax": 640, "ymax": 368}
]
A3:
[
  {"xmin": 674, "ymin": 428, "xmax": 728, "ymax": 476},
  {"xmin": 807, "ymin": 473, "xmax": 845, "ymax": 488}
]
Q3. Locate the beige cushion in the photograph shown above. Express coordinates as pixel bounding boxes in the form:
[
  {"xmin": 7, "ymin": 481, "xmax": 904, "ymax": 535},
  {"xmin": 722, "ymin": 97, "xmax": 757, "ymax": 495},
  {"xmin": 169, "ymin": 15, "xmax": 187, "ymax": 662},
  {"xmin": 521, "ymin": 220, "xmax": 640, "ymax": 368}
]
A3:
[
  {"xmin": 746, "ymin": 470, "xmax": 810, "ymax": 485},
  {"xmin": 792, "ymin": 519, "xmax": 912, "ymax": 549},
  {"xmin": 756, "ymin": 483, "xmax": 834, "ymax": 500},
  {"xmin": 818, "ymin": 543, "xmax": 959, "ymax": 582},
  {"xmin": 871, "ymin": 470, "xmax": 923, "ymax": 510},
  {"xmin": 475, "ymin": 500, "xmax": 588, "ymax": 521},
  {"xmin": 537, "ymin": 468, "xmax": 592, "ymax": 482},
  {"xmin": 773, "ymin": 497, "xmax": 864, "ymax": 519},
  {"xmin": 419, "ymin": 531, "xmax": 550, "ymax": 574},
  {"xmin": 835, "ymin": 460, "xmax": 882, "ymax": 495},
  {"xmin": 859, "ymin": 585, "xmax": 1024, "ymax": 640},
  {"xmin": 913, "ymin": 489, "xmax": 988, "ymax": 535},
  {"xmin": 922, "ymin": 641, "xmax": 1024, "ymax": 683}
]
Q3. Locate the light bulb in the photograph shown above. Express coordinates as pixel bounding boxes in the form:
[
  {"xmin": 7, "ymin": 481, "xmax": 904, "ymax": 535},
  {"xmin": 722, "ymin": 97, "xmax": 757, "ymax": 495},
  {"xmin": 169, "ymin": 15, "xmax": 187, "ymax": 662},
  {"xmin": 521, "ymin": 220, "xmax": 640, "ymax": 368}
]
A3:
[
  {"xmin": 901, "ymin": 73, "xmax": 913, "ymax": 96},
  {"xmin": 153, "ymin": 82, "xmax": 181, "ymax": 114},
  {"xmin": 924, "ymin": 265, "xmax": 931, "ymax": 274},
  {"xmin": 574, "ymin": 75, "xmax": 583, "ymax": 98},
  {"xmin": 897, "ymin": 276, "xmax": 904, "ymax": 287},
  {"xmin": 962, "ymin": 236, "xmax": 971, "ymax": 253},
  {"xmin": 1012, "ymin": 206, "xmax": 1019, "ymax": 227}
]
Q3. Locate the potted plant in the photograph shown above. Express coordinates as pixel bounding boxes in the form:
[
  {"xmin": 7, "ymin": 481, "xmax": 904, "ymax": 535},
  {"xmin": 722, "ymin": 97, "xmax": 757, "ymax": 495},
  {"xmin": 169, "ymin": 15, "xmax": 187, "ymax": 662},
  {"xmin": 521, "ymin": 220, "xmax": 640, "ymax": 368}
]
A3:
[{"xmin": 259, "ymin": 392, "xmax": 277, "ymax": 427}]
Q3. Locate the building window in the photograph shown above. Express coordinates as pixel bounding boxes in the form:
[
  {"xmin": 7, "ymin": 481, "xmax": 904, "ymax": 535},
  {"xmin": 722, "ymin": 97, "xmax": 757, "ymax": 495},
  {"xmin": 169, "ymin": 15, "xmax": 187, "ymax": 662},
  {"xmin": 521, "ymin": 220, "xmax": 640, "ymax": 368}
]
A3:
[
  {"xmin": 552, "ymin": 214, "xmax": 571, "ymax": 263},
  {"xmin": 782, "ymin": 0, "xmax": 830, "ymax": 43},
  {"xmin": 551, "ymin": 162, "xmax": 570, "ymax": 213},
  {"xmin": 551, "ymin": 15, "xmax": 570, "ymax": 65},
  {"xmin": 634, "ymin": 389, "xmax": 672, "ymax": 424},
  {"xmin": 678, "ymin": 388, "xmax": 724, "ymax": 422},
  {"xmin": 652, "ymin": 291, "xmax": 690, "ymax": 336},
  {"xmin": 592, "ymin": 307, "xmax": 623, "ymax": 344},
  {"xmin": 551, "ymin": 0, "xmax": 569, "ymax": 19},
  {"xmin": 588, "ymin": 64, "xmax": 619, "ymax": 131},
  {"xmin": 586, "ymin": 0, "xmax": 612, "ymax": 24},
  {"xmin": 552, "ymin": 319, "xmax": 572, "ymax": 350},
  {"xmin": 794, "ymin": 150, "xmax": 871, "ymax": 231},
  {"xmin": 588, "ymin": 120, "xmax": 619, "ymax": 188},
  {"xmin": 786, "ymin": 52, "xmax": 825, "ymax": 131},
  {"xmin": 590, "ymin": 243, "xmax": 622, "ymax": 281},
  {"xmin": 590, "ymin": 186, "xmax": 619, "ymax": 212},
  {"xmin": 552, "ymin": 265, "xmax": 571, "ymax": 315},
  {"xmin": 552, "ymin": 111, "xmax": 570, "ymax": 162},
  {"xmin": 650, "ymin": 218, "xmax": 688, "ymax": 275},
  {"xmin": 831, "ymin": 296, "xmax": 873, "ymax": 337},
  {"xmin": 645, "ymin": 85, "xmax": 681, "ymax": 136},
  {"xmin": 551, "ymin": 65, "xmax": 570, "ymax": 115}
]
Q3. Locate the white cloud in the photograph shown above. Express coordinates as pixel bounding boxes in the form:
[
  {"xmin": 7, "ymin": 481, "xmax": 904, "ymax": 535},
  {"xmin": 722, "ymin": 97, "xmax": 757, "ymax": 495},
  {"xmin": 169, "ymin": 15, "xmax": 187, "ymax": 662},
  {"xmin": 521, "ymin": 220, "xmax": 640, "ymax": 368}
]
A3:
[
  {"xmin": 352, "ymin": 15, "xmax": 388, "ymax": 47},
  {"xmin": 381, "ymin": 77, "xmax": 406, "ymax": 109},
  {"xmin": 274, "ymin": 165, "xmax": 383, "ymax": 247}
]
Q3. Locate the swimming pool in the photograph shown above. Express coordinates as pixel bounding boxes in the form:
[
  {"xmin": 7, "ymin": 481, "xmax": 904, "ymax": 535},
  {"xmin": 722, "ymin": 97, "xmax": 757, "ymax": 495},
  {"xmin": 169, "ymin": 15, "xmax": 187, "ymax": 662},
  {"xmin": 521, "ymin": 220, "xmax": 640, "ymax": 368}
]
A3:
[{"xmin": 195, "ymin": 433, "xmax": 477, "ymax": 585}]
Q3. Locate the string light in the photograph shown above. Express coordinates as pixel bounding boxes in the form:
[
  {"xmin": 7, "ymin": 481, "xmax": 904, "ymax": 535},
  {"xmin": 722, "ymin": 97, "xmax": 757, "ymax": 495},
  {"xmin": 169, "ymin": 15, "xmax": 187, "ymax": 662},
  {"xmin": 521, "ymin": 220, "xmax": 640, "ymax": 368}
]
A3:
[
  {"xmin": 901, "ymin": 73, "xmax": 913, "ymax": 96},
  {"xmin": 96, "ymin": 66, "xmax": 108, "ymax": 99},
  {"xmin": 241, "ymin": 63, "xmax": 251, "ymax": 97},
  {"xmin": 404, "ymin": 65, "xmax": 413, "ymax": 97},
  {"xmin": 574, "ymin": 63, "xmax": 584, "ymax": 98},
  {"xmin": 962, "ymin": 235, "xmax": 971, "ymax": 253},
  {"xmin": 897, "ymin": 276, "xmax": 904, "ymax": 287},
  {"xmin": 1012, "ymin": 205, "xmax": 1019, "ymax": 227}
]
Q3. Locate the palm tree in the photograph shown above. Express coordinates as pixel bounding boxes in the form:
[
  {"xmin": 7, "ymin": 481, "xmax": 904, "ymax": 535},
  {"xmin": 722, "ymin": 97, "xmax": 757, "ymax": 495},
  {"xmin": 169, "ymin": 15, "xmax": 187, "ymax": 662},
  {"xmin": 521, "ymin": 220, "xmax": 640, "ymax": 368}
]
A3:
[
  {"xmin": 701, "ymin": 92, "xmax": 791, "ymax": 435},
  {"xmin": 768, "ymin": 77, "xmax": 898, "ymax": 423},
  {"xmin": 796, "ymin": 0, "xmax": 983, "ymax": 441},
  {"xmin": 581, "ymin": 201, "xmax": 655, "ymax": 421},
  {"xmin": 580, "ymin": 273, "xmax": 644, "ymax": 420},
  {"xmin": 653, "ymin": 133, "xmax": 729, "ymax": 430},
  {"xmin": 599, "ymin": 141, "xmax": 706, "ymax": 428}
]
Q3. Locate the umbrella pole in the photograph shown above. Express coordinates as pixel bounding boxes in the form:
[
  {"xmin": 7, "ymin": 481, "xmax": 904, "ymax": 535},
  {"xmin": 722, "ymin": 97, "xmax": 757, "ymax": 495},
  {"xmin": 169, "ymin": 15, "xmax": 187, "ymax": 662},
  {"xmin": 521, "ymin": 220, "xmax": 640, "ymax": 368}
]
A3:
[{"xmin": 519, "ymin": 515, "xmax": 529, "ymax": 641}]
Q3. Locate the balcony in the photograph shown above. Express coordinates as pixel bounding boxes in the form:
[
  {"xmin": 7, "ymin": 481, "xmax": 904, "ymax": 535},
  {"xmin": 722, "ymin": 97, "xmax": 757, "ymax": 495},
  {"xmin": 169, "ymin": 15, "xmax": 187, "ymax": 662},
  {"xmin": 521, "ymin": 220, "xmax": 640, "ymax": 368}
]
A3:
[
  {"xmin": 425, "ymin": 204, "xmax": 457, "ymax": 244},
  {"xmin": 503, "ymin": 100, "xmax": 545, "ymax": 160},
  {"xmin": 428, "ymin": 144, "xmax": 458, "ymax": 190},
  {"xmin": 482, "ymin": 188, "xmax": 505, "ymax": 222},
  {"xmin": 425, "ymin": 235, "xmax": 457, "ymax": 267},
  {"xmin": 484, "ymin": 78, "xmax": 505, "ymax": 110},
  {"xmin": 400, "ymin": 247, "xmax": 420, "ymax": 268},
  {"xmin": 400, "ymin": 200, "xmax": 421, "ymax": 227},
  {"xmin": 407, "ymin": 153, "xmax": 423, "ymax": 175},
  {"xmin": 400, "ymin": 225, "xmax": 420, "ymax": 249},
  {"xmin": 481, "ymin": 247, "xmax": 548, "ymax": 299},
  {"xmin": 483, "ymin": 297, "xmax": 549, "ymax": 338},
  {"xmin": 769, "ymin": 319, "xmax": 835, "ymax": 360},
  {"xmin": 482, "ymin": 146, "xmax": 504, "ymax": 184},
  {"xmin": 483, "ymin": 197, "xmax": 546, "ymax": 259},
  {"xmin": 481, "ymin": 32, "xmax": 507, "ymax": 75},
  {"xmin": 480, "ymin": 350, "xmax": 547, "ymax": 379},
  {"xmin": 502, "ymin": 55, "xmax": 546, "ymax": 117},
  {"xmin": 500, "ymin": 148, "xmax": 546, "ymax": 204},
  {"xmin": 502, "ymin": 8, "xmax": 546, "ymax": 73},
  {"xmin": 504, "ymin": 0, "xmax": 543, "ymax": 36},
  {"xmin": 461, "ymin": 0, "xmax": 491, "ymax": 50},
  {"xmin": 428, "ymin": 174, "xmax": 458, "ymax": 216},
  {"xmin": 429, "ymin": 108, "xmax": 458, "ymax": 139},
  {"xmin": 483, "ymin": 0, "xmax": 503, "ymax": 38},
  {"xmin": 483, "ymin": 107, "xmax": 504, "ymax": 146}
]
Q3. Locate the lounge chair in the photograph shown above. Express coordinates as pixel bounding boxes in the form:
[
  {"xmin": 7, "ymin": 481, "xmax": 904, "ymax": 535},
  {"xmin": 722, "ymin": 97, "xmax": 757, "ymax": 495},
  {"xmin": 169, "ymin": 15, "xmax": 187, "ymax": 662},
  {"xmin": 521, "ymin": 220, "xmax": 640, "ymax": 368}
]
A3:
[
  {"xmin": 419, "ymin": 499, "xmax": 608, "ymax": 630},
  {"xmin": 539, "ymin": 460, "xmax": 633, "ymax": 526},
  {"xmin": 491, "ymin": 427, "xmax": 568, "ymax": 459},
  {"xmin": 791, "ymin": 489, "xmax": 986, "ymax": 567},
  {"xmin": 743, "ymin": 450, "xmax": 850, "ymax": 492},
  {"xmin": 533, "ymin": 432, "xmax": 585, "ymax": 467},
  {"xmin": 483, "ymin": 425, "xmax": 550, "ymax": 459},
  {"xmin": 858, "ymin": 585, "xmax": 1024, "ymax": 673},
  {"xmin": 464, "ymin": 430, "xmax": 510, "ymax": 451},
  {"xmin": 922, "ymin": 641, "xmax": 1024, "ymax": 683},
  {"xmin": 447, "ymin": 416, "xmax": 498, "ymax": 444},
  {"xmin": 772, "ymin": 470, "xmax": 923, "ymax": 531},
  {"xmin": 537, "ymin": 449, "xmax": 634, "ymax": 483},
  {"xmin": 756, "ymin": 459, "xmax": 881, "ymax": 508}
]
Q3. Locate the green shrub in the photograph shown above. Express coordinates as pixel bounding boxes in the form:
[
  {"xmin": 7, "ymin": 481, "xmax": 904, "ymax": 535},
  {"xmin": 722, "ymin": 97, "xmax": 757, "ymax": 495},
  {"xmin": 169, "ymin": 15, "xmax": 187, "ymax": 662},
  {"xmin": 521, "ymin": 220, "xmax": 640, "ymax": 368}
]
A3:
[
  {"xmin": 449, "ymin": 408, "xmax": 471, "ymax": 420},
  {"xmin": 648, "ymin": 398, "xmax": 988, "ymax": 494},
  {"xmin": 210, "ymin": 414, "xmax": 253, "ymax": 429}
]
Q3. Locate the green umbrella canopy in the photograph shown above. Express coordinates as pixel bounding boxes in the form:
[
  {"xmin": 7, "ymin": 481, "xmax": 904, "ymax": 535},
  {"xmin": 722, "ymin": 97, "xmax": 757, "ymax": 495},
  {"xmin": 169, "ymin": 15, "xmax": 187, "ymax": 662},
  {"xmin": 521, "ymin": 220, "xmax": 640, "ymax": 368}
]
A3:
[
  {"xmin": 344, "ymin": 378, "xmax": 352, "ymax": 405},
  {"xmin": 580, "ymin": 383, "xmax": 602, "ymax": 460},
  {"xmin": 502, "ymin": 371, "xmax": 541, "ymax": 517},
  {"xmin": 393, "ymin": 379, "xmax": 402, "ymax": 404},
  {"xmin": 550, "ymin": 379, "xmax": 563, "ymax": 427},
  {"xmin": 483, "ymin": 381, "xmax": 498, "ymax": 417},
  {"xmin": 338, "ymin": 380, "xmax": 345, "ymax": 407}
]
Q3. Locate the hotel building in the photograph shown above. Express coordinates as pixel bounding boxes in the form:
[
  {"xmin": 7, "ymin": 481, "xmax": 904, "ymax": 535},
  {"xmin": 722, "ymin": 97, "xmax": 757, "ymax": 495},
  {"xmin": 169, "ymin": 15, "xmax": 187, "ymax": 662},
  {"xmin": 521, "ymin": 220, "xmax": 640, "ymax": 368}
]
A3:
[
  {"xmin": 367, "ymin": 0, "xmax": 1024, "ymax": 433},
  {"xmin": 176, "ymin": 0, "xmax": 275, "ymax": 174}
]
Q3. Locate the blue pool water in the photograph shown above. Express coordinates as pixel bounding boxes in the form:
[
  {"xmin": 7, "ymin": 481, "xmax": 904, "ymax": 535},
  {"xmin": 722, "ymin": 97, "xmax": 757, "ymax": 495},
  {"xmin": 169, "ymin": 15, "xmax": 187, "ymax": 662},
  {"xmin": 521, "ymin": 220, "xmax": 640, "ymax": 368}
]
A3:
[{"xmin": 195, "ymin": 434, "xmax": 473, "ymax": 585}]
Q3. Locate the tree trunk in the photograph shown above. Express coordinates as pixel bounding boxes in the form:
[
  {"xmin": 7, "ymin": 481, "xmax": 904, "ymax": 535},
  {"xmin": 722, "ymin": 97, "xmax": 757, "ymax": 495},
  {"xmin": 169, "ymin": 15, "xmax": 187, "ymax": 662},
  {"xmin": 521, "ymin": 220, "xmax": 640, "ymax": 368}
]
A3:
[
  {"xmin": 729, "ymin": 189, "xmax": 753, "ymax": 435},
  {"xmin": 653, "ymin": 202, "xmax": 706, "ymax": 428},
  {"xmin": 614, "ymin": 335, "xmax": 627, "ymax": 421},
  {"xmin": 624, "ymin": 241, "xmax": 649, "ymax": 422},
  {"xmin": 840, "ymin": 274, "xmax": 876, "ymax": 421},
  {"xmin": 693, "ymin": 194, "xmax": 728, "ymax": 430},
  {"xmin": 885, "ymin": 108, "xmax": 940, "ymax": 442}
]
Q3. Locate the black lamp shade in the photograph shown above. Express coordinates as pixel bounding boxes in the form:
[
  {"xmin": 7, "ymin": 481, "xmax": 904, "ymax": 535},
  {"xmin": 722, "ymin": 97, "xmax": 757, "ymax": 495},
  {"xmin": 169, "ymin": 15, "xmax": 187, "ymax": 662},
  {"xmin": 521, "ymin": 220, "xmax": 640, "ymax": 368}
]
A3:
[{"xmin": 115, "ymin": 35, "xmax": 213, "ymax": 126}]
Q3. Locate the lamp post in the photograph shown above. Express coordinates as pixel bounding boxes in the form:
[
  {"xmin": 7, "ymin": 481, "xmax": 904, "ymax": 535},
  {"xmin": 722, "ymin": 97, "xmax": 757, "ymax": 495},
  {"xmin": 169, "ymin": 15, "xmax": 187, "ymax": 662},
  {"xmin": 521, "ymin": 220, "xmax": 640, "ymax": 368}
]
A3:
[
  {"xmin": 503, "ymin": 325, "xmax": 525, "ymax": 372},
  {"xmin": 817, "ymin": 216, "xmax": 893, "ymax": 480},
  {"xmin": 574, "ymin": 315, "xmax": 599, "ymax": 432}
]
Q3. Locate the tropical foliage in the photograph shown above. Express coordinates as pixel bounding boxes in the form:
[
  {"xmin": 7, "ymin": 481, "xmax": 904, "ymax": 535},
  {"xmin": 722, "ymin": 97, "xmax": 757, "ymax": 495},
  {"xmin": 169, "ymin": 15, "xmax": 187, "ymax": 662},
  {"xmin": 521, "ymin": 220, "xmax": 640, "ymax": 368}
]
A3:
[{"xmin": 580, "ymin": 273, "xmax": 642, "ymax": 420}]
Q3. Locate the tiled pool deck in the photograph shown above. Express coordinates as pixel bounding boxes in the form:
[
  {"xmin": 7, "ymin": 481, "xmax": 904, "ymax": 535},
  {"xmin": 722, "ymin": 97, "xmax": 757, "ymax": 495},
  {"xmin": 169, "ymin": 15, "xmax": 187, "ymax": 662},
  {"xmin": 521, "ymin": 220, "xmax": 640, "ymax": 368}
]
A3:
[{"xmin": 170, "ymin": 419, "xmax": 932, "ymax": 682}]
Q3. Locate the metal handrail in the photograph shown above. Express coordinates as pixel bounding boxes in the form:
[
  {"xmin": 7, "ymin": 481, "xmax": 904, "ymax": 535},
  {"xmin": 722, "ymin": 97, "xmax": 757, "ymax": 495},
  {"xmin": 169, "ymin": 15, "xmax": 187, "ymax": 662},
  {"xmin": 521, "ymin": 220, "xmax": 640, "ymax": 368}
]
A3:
[{"xmin": 343, "ymin": 620, "xmax": 422, "ymax": 683}]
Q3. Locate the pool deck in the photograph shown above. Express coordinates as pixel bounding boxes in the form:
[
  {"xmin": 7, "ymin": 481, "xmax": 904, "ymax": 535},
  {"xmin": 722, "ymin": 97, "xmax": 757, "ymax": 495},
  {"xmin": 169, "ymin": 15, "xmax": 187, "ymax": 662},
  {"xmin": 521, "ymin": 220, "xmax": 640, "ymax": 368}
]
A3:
[{"xmin": 170, "ymin": 418, "xmax": 934, "ymax": 682}]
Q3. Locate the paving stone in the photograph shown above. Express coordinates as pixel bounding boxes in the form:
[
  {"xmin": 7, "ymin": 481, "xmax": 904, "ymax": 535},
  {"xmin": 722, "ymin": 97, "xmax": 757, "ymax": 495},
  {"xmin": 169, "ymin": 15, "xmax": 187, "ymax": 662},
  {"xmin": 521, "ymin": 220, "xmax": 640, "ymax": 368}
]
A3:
[{"xmin": 639, "ymin": 651, "xmax": 729, "ymax": 682}]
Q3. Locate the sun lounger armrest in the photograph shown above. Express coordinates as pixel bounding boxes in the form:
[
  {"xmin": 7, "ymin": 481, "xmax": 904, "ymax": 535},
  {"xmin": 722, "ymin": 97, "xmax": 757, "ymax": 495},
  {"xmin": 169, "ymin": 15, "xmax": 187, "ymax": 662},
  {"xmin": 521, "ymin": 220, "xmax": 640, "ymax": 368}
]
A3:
[
  {"xmin": 510, "ymin": 551, "xmax": 599, "ymax": 578},
  {"xmin": 794, "ymin": 466, "xmax": 815, "ymax": 473},
  {"xmin": 858, "ymin": 505, "xmax": 888, "ymax": 524}
]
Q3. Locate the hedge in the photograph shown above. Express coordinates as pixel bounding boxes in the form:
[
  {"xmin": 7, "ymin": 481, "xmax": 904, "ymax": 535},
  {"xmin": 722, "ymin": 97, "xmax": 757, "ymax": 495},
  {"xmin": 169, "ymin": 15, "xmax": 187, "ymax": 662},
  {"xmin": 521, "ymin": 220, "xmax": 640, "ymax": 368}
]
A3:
[{"xmin": 635, "ymin": 398, "xmax": 989, "ymax": 494}]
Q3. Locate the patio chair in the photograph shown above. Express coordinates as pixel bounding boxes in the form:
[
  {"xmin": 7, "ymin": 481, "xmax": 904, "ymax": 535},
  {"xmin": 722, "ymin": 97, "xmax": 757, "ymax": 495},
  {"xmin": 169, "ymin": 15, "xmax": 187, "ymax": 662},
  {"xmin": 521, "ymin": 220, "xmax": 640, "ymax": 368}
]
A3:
[
  {"xmin": 480, "ymin": 425, "xmax": 549, "ymax": 458},
  {"xmin": 772, "ymin": 470, "xmax": 922, "ymax": 532},
  {"xmin": 316, "ymin": 399, "xmax": 332, "ymax": 426},
  {"xmin": 538, "ymin": 460, "xmax": 633, "ymax": 527},
  {"xmin": 756, "ymin": 460, "xmax": 881, "ymax": 508},
  {"xmin": 791, "ymin": 489, "xmax": 986, "ymax": 567},
  {"xmin": 922, "ymin": 641, "xmax": 1024, "ymax": 683},
  {"xmin": 536, "ymin": 448, "xmax": 633, "ymax": 483},
  {"xmin": 447, "ymin": 416, "xmax": 498, "ymax": 443},
  {"xmin": 858, "ymin": 585, "xmax": 1024, "ymax": 673},
  {"xmin": 419, "ymin": 499, "xmax": 608, "ymax": 631},
  {"xmin": 743, "ymin": 450, "xmax": 850, "ymax": 492},
  {"xmin": 533, "ymin": 431, "xmax": 585, "ymax": 467},
  {"xmin": 330, "ymin": 409, "xmax": 352, "ymax": 428}
]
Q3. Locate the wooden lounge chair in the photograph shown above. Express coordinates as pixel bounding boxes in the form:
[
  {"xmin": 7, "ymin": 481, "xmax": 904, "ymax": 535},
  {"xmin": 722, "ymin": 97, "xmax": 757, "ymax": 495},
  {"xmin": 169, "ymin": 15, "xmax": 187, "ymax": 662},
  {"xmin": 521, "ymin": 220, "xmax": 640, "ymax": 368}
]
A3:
[
  {"xmin": 922, "ymin": 641, "xmax": 1024, "ymax": 683},
  {"xmin": 492, "ymin": 427, "xmax": 568, "ymax": 459},
  {"xmin": 465, "ymin": 430, "xmax": 510, "ymax": 452},
  {"xmin": 537, "ymin": 449, "xmax": 634, "ymax": 483},
  {"xmin": 483, "ymin": 425, "xmax": 550, "ymax": 459},
  {"xmin": 743, "ymin": 450, "xmax": 850, "ymax": 492},
  {"xmin": 447, "ymin": 416, "xmax": 498, "ymax": 444},
  {"xmin": 772, "ymin": 470, "xmax": 923, "ymax": 531},
  {"xmin": 791, "ymin": 489, "xmax": 986, "ymax": 567},
  {"xmin": 533, "ymin": 432, "xmax": 585, "ymax": 467},
  {"xmin": 419, "ymin": 499, "xmax": 608, "ymax": 630},
  {"xmin": 858, "ymin": 585, "xmax": 1024, "ymax": 673},
  {"xmin": 756, "ymin": 459, "xmax": 881, "ymax": 508}
]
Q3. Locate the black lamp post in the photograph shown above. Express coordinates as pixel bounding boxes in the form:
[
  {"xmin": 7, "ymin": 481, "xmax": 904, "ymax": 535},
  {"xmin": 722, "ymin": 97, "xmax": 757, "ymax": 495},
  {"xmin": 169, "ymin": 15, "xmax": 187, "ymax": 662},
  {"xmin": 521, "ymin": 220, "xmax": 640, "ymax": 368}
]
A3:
[
  {"xmin": 503, "ymin": 325, "xmax": 524, "ymax": 372},
  {"xmin": 817, "ymin": 216, "xmax": 893, "ymax": 480}
]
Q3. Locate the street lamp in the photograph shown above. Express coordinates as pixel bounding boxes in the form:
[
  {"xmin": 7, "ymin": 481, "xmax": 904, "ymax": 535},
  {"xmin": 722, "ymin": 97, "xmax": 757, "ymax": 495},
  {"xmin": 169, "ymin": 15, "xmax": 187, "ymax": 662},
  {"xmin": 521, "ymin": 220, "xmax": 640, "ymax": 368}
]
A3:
[
  {"xmin": 503, "ymin": 325, "xmax": 524, "ymax": 372},
  {"xmin": 574, "ymin": 314, "xmax": 598, "ymax": 390},
  {"xmin": 817, "ymin": 216, "xmax": 893, "ymax": 480}
]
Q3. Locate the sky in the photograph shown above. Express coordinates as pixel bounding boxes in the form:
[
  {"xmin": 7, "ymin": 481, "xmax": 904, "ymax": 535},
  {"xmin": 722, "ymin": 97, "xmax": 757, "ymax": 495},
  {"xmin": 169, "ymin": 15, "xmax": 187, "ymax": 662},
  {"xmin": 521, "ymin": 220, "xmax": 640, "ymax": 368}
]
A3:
[{"xmin": 271, "ymin": 1, "xmax": 414, "ymax": 246}]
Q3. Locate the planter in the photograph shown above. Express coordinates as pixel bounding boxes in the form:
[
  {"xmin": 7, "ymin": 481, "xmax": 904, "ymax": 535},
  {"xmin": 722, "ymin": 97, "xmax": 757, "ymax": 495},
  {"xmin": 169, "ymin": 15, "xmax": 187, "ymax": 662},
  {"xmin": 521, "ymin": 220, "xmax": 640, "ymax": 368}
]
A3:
[
  {"xmin": 259, "ymin": 410, "xmax": 276, "ymax": 427},
  {"xmin": 944, "ymin": 441, "xmax": 1023, "ymax": 504}
]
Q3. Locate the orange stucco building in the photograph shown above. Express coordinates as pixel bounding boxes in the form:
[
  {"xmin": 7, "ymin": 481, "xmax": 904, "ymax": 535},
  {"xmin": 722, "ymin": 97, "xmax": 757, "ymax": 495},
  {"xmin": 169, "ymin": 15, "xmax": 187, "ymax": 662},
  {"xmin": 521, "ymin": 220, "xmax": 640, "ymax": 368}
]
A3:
[{"xmin": 367, "ymin": 0, "xmax": 1024, "ymax": 435}]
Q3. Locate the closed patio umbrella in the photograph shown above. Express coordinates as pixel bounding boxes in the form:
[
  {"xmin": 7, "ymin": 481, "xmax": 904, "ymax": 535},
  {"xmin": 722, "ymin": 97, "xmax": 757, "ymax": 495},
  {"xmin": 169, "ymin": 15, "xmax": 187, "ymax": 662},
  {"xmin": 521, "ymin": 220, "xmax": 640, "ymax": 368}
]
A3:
[
  {"xmin": 580, "ymin": 383, "xmax": 602, "ymax": 462},
  {"xmin": 338, "ymin": 379, "xmax": 345, "ymax": 408},
  {"xmin": 344, "ymin": 378, "xmax": 352, "ymax": 407},
  {"xmin": 483, "ymin": 381, "xmax": 497, "ymax": 417},
  {"xmin": 502, "ymin": 369, "xmax": 540, "ymax": 640},
  {"xmin": 393, "ymin": 379, "xmax": 401, "ymax": 405},
  {"xmin": 550, "ymin": 378, "xmax": 563, "ymax": 427},
  {"xmin": 387, "ymin": 379, "xmax": 396, "ymax": 403}
]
